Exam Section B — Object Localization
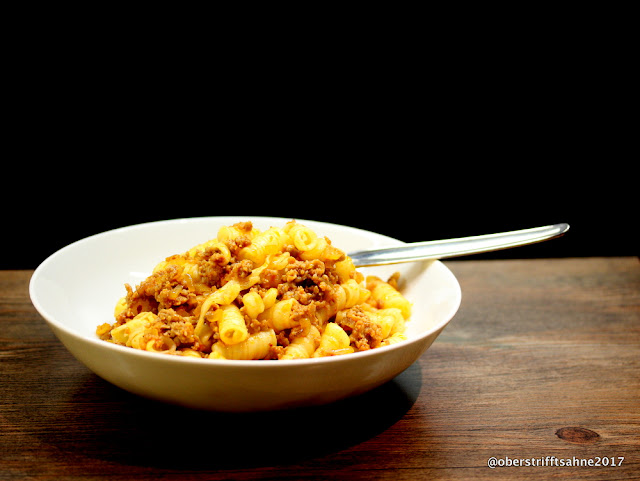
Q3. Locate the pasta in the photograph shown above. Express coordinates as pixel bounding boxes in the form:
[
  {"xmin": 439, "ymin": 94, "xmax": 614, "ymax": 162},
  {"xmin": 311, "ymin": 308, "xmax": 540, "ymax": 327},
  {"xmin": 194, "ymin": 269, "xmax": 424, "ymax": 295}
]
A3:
[
  {"xmin": 313, "ymin": 322, "xmax": 354, "ymax": 357},
  {"xmin": 216, "ymin": 304, "xmax": 249, "ymax": 345},
  {"xmin": 96, "ymin": 220, "xmax": 413, "ymax": 360},
  {"xmin": 282, "ymin": 326, "xmax": 321, "ymax": 360}
]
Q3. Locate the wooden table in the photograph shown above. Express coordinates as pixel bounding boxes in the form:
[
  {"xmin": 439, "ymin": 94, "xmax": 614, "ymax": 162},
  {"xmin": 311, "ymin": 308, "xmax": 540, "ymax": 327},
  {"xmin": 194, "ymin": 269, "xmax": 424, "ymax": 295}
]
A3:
[{"xmin": 1, "ymin": 257, "xmax": 638, "ymax": 480}]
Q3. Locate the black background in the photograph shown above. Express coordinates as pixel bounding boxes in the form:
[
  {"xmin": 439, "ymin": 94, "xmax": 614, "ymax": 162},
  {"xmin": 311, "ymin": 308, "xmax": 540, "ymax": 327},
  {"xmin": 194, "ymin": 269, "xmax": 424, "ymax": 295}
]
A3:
[
  {"xmin": 4, "ymin": 144, "xmax": 635, "ymax": 269},
  {"xmin": 3, "ymin": 33, "xmax": 636, "ymax": 269}
]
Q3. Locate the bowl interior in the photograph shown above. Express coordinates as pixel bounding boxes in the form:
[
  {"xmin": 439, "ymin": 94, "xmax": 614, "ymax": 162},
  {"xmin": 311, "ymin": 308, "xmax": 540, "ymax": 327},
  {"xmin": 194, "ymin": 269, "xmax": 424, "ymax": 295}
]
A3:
[{"xmin": 30, "ymin": 216, "xmax": 461, "ymax": 359}]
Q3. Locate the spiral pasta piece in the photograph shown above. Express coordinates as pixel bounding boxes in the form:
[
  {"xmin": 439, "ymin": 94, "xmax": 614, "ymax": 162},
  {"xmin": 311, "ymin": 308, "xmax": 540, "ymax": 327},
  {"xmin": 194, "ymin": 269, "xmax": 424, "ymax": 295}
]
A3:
[
  {"xmin": 187, "ymin": 240, "xmax": 231, "ymax": 264},
  {"xmin": 382, "ymin": 332, "xmax": 407, "ymax": 346},
  {"xmin": 285, "ymin": 222, "xmax": 319, "ymax": 252},
  {"xmin": 239, "ymin": 227, "xmax": 290, "ymax": 265},
  {"xmin": 217, "ymin": 304, "xmax": 249, "ymax": 346},
  {"xmin": 282, "ymin": 326, "xmax": 321, "ymax": 360},
  {"xmin": 110, "ymin": 312, "xmax": 158, "ymax": 345},
  {"xmin": 259, "ymin": 298, "xmax": 299, "ymax": 332},
  {"xmin": 210, "ymin": 329, "xmax": 277, "ymax": 360},
  {"xmin": 217, "ymin": 223, "xmax": 260, "ymax": 243},
  {"xmin": 366, "ymin": 276, "xmax": 412, "ymax": 319},
  {"xmin": 313, "ymin": 322, "xmax": 354, "ymax": 357},
  {"xmin": 242, "ymin": 290, "xmax": 265, "ymax": 319},
  {"xmin": 369, "ymin": 308, "xmax": 405, "ymax": 339}
]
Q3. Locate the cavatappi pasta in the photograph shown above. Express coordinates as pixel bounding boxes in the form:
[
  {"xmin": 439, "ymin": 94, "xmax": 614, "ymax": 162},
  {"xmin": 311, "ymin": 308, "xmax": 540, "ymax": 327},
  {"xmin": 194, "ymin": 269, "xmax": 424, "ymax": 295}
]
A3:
[{"xmin": 96, "ymin": 221, "xmax": 412, "ymax": 360}]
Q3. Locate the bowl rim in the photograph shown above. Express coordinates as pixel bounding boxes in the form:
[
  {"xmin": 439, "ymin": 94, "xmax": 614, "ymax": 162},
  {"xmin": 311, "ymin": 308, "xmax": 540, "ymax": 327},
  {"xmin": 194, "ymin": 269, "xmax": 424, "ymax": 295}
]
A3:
[{"xmin": 29, "ymin": 216, "xmax": 462, "ymax": 368}]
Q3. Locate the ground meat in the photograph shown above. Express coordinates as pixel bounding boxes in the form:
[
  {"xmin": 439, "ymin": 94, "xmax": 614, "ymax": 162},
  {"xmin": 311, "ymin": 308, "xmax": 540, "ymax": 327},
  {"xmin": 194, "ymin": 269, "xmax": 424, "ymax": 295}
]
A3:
[
  {"xmin": 284, "ymin": 259, "xmax": 325, "ymax": 283},
  {"xmin": 274, "ymin": 259, "xmax": 339, "ymax": 305},
  {"xmin": 234, "ymin": 221, "xmax": 254, "ymax": 233},
  {"xmin": 335, "ymin": 306, "xmax": 383, "ymax": 351},
  {"xmin": 265, "ymin": 344, "xmax": 285, "ymax": 360},
  {"xmin": 157, "ymin": 308, "xmax": 199, "ymax": 347},
  {"xmin": 288, "ymin": 303, "xmax": 316, "ymax": 338},
  {"xmin": 122, "ymin": 264, "xmax": 191, "ymax": 314},
  {"xmin": 247, "ymin": 316, "xmax": 271, "ymax": 335},
  {"xmin": 222, "ymin": 259, "xmax": 254, "ymax": 286},
  {"xmin": 155, "ymin": 284, "xmax": 189, "ymax": 308},
  {"xmin": 223, "ymin": 235, "xmax": 252, "ymax": 258},
  {"xmin": 116, "ymin": 282, "xmax": 158, "ymax": 322},
  {"xmin": 196, "ymin": 256, "xmax": 225, "ymax": 287},
  {"xmin": 276, "ymin": 330, "xmax": 290, "ymax": 348},
  {"xmin": 260, "ymin": 268, "xmax": 286, "ymax": 289},
  {"xmin": 96, "ymin": 322, "xmax": 112, "ymax": 340},
  {"xmin": 386, "ymin": 271, "xmax": 401, "ymax": 290}
]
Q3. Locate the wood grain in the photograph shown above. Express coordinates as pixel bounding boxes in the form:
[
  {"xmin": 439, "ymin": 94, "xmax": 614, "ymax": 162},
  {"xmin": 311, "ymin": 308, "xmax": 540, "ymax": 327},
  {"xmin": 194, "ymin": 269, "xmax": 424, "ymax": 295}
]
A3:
[{"xmin": 1, "ymin": 258, "xmax": 638, "ymax": 480}]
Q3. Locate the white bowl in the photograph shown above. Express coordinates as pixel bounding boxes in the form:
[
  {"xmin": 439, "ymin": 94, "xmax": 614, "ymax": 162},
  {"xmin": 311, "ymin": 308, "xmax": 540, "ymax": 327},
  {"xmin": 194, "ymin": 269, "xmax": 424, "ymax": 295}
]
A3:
[{"xmin": 29, "ymin": 217, "xmax": 461, "ymax": 412}]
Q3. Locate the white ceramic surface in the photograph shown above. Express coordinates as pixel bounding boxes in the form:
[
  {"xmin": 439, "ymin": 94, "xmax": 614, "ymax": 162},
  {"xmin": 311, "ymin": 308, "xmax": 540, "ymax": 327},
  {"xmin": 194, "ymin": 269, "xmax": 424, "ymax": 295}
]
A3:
[{"xmin": 29, "ymin": 217, "xmax": 461, "ymax": 412}]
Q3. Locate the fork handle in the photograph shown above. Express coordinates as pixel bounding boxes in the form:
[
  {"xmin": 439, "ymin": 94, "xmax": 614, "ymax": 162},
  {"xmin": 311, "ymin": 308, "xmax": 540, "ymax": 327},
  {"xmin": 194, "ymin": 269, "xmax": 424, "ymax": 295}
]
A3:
[{"xmin": 348, "ymin": 223, "xmax": 570, "ymax": 267}]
